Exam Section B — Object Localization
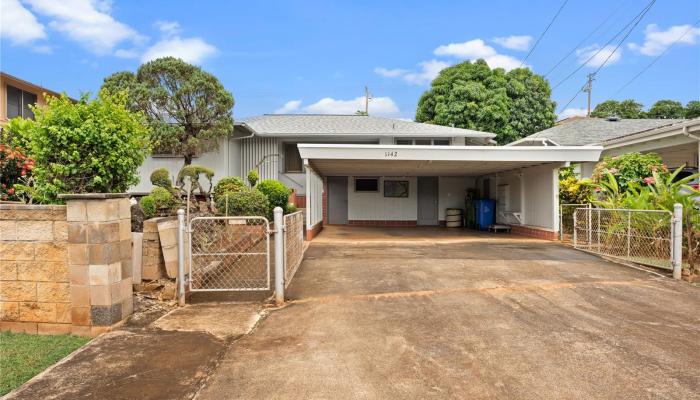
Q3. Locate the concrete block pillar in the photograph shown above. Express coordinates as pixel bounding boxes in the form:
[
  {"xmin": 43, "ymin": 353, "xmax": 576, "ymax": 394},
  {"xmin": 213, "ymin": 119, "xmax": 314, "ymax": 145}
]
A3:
[{"xmin": 60, "ymin": 193, "xmax": 133, "ymax": 336}]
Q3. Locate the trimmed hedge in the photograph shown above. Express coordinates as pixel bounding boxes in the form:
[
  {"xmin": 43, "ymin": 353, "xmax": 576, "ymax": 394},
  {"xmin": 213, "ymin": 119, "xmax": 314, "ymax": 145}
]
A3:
[
  {"xmin": 257, "ymin": 179, "xmax": 292, "ymax": 214},
  {"xmin": 150, "ymin": 168, "xmax": 172, "ymax": 188},
  {"xmin": 215, "ymin": 187, "xmax": 270, "ymax": 217},
  {"xmin": 213, "ymin": 176, "xmax": 246, "ymax": 202},
  {"xmin": 140, "ymin": 186, "xmax": 176, "ymax": 218}
]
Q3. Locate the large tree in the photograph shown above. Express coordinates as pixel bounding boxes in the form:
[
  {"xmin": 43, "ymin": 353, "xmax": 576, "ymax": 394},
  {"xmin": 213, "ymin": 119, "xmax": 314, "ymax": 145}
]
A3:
[
  {"xmin": 415, "ymin": 60, "xmax": 556, "ymax": 144},
  {"xmin": 686, "ymin": 100, "xmax": 700, "ymax": 119},
  {"xmin": 646, "ymin": 99, "xmax": 685, "ymax": 119},
  {"xmin": 590, "ymin": 99, "xmax": 643, "ymax": 118},
  {"xmin": 102, "ymin": 57, "xmax": 235, "ymax": 165}
]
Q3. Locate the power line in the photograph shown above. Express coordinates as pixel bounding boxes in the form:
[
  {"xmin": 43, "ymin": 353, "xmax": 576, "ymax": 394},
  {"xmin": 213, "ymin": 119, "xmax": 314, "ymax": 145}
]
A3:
[
  {"xmin": 519, "ymin": 0, "xmax": 570, "ymax": 68},
  {"xmin": 613, "ymin": 19, "xmax": 700, "ymax": 96},
  {"xmin": 552, "ymin": 0, "xmax": 656, "ymax": 90},
  {"xmin": 543, "ymin": 0, "xmax": 629, "ymax": 78}
]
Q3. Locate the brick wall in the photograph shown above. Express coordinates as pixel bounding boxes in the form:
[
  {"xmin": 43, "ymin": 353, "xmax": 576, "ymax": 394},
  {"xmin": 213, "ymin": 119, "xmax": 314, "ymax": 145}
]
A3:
[
  {"xmin": 510, "ymin": 225, "xmax": 558, "ymax": 240},
  {"xmin": 0, "ymin": 204, "xmax": 71, "ymax": 334}
]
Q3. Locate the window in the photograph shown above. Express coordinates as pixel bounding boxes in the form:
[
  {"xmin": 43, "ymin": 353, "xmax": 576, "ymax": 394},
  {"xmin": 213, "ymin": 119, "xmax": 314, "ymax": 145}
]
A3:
[
  {"xmin": 355, "ymin": 177, "xmax": 379, "ymax": 192},
  {"xmin": 394, "ymin": 138, "xmax": 451, "ymax": 146},
  {"xmin": 6, "ymin": 85, "xmax": 37, "ymax": 119},
  {"xmin": 284, "ymin": 143, "xmax": 303, "ymax": 172},
  {"xmin": 384, "ymin": 180, "xmax": 409, "ymax": 198}
]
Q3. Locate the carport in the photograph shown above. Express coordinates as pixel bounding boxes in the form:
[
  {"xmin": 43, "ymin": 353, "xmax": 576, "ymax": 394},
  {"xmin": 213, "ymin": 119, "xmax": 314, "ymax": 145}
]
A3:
[{"xmin": 298, "ymin": 144, "xmax": 602, "ymax": 240}]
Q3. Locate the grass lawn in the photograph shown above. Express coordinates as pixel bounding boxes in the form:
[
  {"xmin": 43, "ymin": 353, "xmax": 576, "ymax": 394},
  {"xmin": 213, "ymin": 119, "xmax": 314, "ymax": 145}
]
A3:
[{"xmin": 0, "ymin": 331, "xmax": 90, "ymax": 396}]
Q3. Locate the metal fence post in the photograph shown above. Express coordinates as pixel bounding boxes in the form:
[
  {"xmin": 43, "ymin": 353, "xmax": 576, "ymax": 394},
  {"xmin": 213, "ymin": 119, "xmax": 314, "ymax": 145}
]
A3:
[
  {"xmin": 573, "ymin": 208, "xmax": 577, "ymax": 247},
  {"xmin": 672, "ymin": 203, "xmax": 683, "ymax": 280},
  {"xmin": 274, "ymin": 207, "xmax": 285, "ymax": 305},
  {"xmin": 177, "ymin": 209, "xmax": 186, "ymax": 306},
  {"xmin": 587, "ymin": 205, "xmax": 592, "ymax": 249},
  {"xmin": 626, "ymin": 211, "xmax": 631, "ymax": 259}
]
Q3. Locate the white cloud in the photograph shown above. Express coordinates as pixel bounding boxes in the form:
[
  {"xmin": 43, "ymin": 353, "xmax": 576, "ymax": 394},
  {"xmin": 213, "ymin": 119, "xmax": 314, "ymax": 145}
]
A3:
[
  {"xmin": 492, "ymin": 35, "xmax": 532, "ymax": 51},
  {"xmin": 558, "ymin": 108, "xmax": 588, "ymax": 120},
  {"xmin": 576, "ymin": 44, "xmax": 621, "ymax": 68},
  {"xmin": 628, "ymin": 23, "xmax": 700, "ymax": 56},
  {"xmin": 1, "ymin": 0, "xmax": 47, "ymax": 45},
  {"xmin": 275, "ymin": 100, "xmax": 302, "ymax": 114},
  {"xmin": 434, "ymin": 39, "xmax": 497, "ymax": 58},
  {"xmin": 25, "ymin": 0, "xmax": 144, "ymax": 55},
  {"xmin": 432, "ymin": 38, "xmax": 526, "ymax": 71},
  {"xmin": 402, "ymin": 59, "xmax": 452, "ymax": 85},
  {"xmin": 302, "ymin": 96, "xmax": 399, "ymax": 116},
  {"xmin": 141, "ymin": 36, "xmax": 217, "ymax": 64},
  {"xmin": 374, "ymin": 67, "xmax": 407, "ymax": 78}
]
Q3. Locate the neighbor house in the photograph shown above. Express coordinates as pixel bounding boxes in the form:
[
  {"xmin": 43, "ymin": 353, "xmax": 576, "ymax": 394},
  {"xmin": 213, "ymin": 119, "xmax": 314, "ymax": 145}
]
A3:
[
  {"xmin": 135, "ymin": 114, "xmax": 602, "ymax": 240},
  {"xmin": 508, "ymin": 116, "xmax": 696, "ymax": 176},
  {"xmin": 0, "ymin": 72, "xmax": 63, "ymax": 125}
]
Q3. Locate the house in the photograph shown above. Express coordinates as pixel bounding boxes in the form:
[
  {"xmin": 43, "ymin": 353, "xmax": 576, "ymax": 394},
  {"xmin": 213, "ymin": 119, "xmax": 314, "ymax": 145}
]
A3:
[
  {"xmin": 508, "ymin": 116, "xmax": 692, "ymax": 176},
  {"xmin": 0, "ymin": 72, "xmax": 63, "ymax": 125},
  {"xmin": 136, "ymin": 114, "xmax": 602, "ymax": 240}
]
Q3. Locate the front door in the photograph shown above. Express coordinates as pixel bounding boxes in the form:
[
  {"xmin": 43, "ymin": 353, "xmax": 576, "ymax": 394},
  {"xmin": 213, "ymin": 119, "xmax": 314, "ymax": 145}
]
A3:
[
  {"xmin": 417, "ymin": 177, "xmax": 438, "ymax": 225},
  {"xmin": 327, "ymin": 176, "xmax": 348, "ymax": 224}
]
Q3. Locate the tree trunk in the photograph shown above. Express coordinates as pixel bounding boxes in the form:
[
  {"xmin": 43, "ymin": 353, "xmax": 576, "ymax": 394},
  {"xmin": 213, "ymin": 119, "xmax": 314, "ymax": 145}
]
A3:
[{"xmin": 183, "ymin": 154, "xmax": 193, "ymax": 166}]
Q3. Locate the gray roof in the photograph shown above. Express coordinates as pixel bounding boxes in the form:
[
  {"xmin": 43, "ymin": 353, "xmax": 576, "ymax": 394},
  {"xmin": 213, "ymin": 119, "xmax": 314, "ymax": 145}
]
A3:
[
  {"xmin": 521, "ymin": 117, "xmax": 685, "ymax": 146},
  {"xmin": 235, "ymin": 114, "xmax": 496, "ymax": 138}
]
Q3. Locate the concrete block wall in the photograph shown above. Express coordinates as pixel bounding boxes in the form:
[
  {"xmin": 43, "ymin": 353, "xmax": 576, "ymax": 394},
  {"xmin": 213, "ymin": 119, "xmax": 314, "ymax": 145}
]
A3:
[
  {"xmin": 63, "ymin": 195, "xmax": 134, "ymax": 336},
  {"xmin": 0, "ymin": 204, "xmax": 71, "ymax": 334},
  {"xmin": 141, "ymin": 218, "xmax": 168, "ymax": 280}
]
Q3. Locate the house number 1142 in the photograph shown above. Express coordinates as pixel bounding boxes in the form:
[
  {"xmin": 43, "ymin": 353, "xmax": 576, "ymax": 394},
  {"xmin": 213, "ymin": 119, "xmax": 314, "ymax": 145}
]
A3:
[{"xmin": 384, "ymin": 151, "xmax": 398, "ymax": 158}]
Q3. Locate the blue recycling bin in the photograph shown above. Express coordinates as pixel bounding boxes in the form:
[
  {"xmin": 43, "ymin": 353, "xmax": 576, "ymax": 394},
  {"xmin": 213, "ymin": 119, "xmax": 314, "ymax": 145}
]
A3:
[{"xmin": 474, "ymin": 199, "xmax": 496, "ymax": 231}]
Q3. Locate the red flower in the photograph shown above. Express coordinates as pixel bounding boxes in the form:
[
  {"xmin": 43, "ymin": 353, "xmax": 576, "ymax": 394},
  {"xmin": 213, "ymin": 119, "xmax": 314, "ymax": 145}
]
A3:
[
  {"xmin": 643, "ymin": 177, "xmax": 655, "ymax": 185},
  {"xmin": 8, "ymin": 187, "xmax": 14, "ymax": 195}
]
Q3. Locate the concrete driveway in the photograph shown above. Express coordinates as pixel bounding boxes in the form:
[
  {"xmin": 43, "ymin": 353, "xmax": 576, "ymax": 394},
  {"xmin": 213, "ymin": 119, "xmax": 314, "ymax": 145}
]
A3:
[{"xmin": 197, "ymin": 227, "xmax": 700, "ymax": 399}]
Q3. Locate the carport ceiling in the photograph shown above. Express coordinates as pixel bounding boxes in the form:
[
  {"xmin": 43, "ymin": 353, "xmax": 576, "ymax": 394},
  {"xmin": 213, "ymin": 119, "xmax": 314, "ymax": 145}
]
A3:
[
  {"xmin": 308, "ymin": 159, "xmax": 556, "ymax": 176},
  {"xmin": 298, "ymin": 144, "xmax": 603, "ymax": 177}
]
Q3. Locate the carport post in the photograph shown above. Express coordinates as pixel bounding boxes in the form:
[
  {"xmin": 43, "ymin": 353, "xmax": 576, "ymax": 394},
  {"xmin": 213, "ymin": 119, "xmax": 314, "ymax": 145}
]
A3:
[
  {"xmin": 177, "ymin": 209, "xmax": 186, "ymax": 306},
  {"xmin": 672, "ymin": 203, "xmax": 683, "ymax": 280},
  {"xmin": 274, "ymin": 207, "xmax": 285, "ymax": 305}
]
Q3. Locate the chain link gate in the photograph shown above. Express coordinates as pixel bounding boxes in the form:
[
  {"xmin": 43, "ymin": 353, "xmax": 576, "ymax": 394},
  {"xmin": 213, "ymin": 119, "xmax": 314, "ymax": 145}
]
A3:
[
  {"xmin": 283, "ymin": 211, "xmax": 304, "ymax": 288},
  {"xmin": 188, "ymin": 216, "xmax": 270, "ymax": 291},
  {"xmin": 560, "ymin": 203, "xmax": 590, "ymax": 242},
  {"xmin": 573, "ymin": 207, "xmax": 673, "ymax": 270}
]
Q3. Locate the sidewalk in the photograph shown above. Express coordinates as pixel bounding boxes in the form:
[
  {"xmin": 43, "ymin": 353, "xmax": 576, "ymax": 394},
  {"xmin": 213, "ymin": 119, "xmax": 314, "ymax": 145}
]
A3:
[{"xmin": 3, "ymin": 303, "xmax": 262, "ymax": 400}]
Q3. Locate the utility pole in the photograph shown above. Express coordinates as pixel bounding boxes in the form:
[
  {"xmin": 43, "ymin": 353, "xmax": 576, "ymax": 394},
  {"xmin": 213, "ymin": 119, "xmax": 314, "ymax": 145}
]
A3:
[
  {"xmin": 583, "ymin": 73, "xmax": 595, "ymax": 117},
  {"xmin": 364, "ymin": 86, "xmax": 372, "ymax": 115}
]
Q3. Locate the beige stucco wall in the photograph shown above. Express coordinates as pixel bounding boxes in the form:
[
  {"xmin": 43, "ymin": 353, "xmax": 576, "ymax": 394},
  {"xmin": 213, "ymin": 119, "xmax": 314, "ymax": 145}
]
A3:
[{"xmin": 0, "ymin": 73, "xmax": 56, "ymax": 125}]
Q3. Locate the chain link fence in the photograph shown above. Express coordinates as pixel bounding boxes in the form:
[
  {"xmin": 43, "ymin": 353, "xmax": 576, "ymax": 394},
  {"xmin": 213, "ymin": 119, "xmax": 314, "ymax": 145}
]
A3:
[
  {"xmin": 283, "ymin": 211, "xmax": 305, "ymax": 288},
  {"xmin": 573, "ymin": 208, "xmax": 673, "ymax": 269},
  {"xmin": 560, "ymin": 203, "xmax": 590, "ymax": 242},
  {"xmin": 188, "ymin": 216, "xmax": 270, "ymax": 291}
]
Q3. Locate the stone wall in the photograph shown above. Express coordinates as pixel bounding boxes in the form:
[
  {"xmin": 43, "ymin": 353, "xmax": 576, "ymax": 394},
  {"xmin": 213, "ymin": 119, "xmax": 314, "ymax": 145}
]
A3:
[{"xmin": 0, "ymin": 204, "xmax": 71, "ymax": 334}]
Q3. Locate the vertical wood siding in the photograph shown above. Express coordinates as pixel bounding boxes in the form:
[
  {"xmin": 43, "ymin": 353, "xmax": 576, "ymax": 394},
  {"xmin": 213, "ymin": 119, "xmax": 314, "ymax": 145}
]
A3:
[{"xmin": 240, "ymin": 137, "xmax": 280, "ymax": 181}]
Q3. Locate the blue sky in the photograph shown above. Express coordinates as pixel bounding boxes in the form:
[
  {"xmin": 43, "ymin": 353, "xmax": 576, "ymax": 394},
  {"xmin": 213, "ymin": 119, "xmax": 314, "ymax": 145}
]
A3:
[{"xmin": 1, "ymin": 0, "xmax": 699, "ymax": 121}]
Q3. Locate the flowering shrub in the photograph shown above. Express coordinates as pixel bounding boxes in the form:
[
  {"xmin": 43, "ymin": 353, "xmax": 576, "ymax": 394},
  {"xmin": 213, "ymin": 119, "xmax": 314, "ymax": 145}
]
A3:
[
  {"xmin": 0, "ymin": 144, "xmax": 34, "ymax": 201},
  {"xmin": 591, "ymin": 152, "xmax": 668, "ymax": 193}
]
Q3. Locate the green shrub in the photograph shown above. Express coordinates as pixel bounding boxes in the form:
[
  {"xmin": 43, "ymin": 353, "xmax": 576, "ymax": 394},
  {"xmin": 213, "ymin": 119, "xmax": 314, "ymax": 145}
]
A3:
[
  {"xmin": 140, "ymin": 187, "xmax": 176, "ymax": 218},
  {"xmin": 213, "ymin": 176, "xmax": 246, "ymax": 202},
  {"xmin": 247, "ymin": 169, "xmax": 259, "ymax": 187},
  {"xmin": 150, "ymin": 168, "xmax": 172, "ymax": 188},
  {"xmin": 592, "ymin": 153, "xmax": 668, "ymax": 193},
  {"xmin": 140, "ymin": 196, "xmax": 156, "ymax": 218},
  {"xmin": 559, "ymin": 176, "xmax": 593, "ymax": 204},
  {"xmin": 216, "ymin": 187, "xmax": 269, "ymax": 217},
  {"xmin": 256, "ymin": 179, "xmax": 291, "ymax": 214},
  {"xmin": 9, "ymin": 91, "xmax": 150, "ymax": 203},
  {"xmin": 286, "ymin": 203, "xmax": 298, "ymax": 213}
]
